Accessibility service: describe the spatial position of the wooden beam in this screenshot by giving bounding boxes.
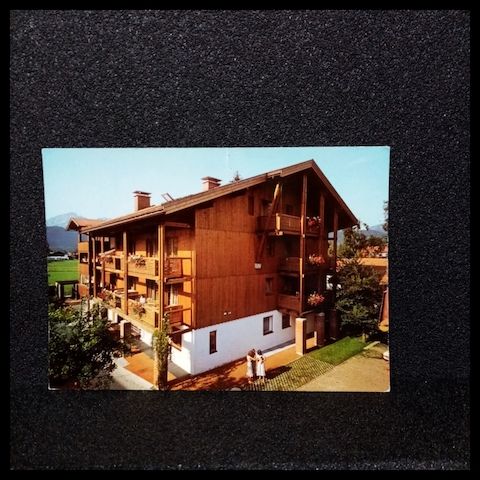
[191,229,196,329]
[333,208,339,300]
[87,233,91,304]
[92,236,97,298]
[299,174,307,312]
[158,224,165,323]
[100,237,105,289]
[164,221,191,229]
[123,231,128,314]
[318,192,325,292]
[255,182,282,263]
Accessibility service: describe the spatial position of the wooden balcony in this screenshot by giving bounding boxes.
[257,213,320,236]
[78,241,89,253]
[278,293,301,312]
[127,256,158,277]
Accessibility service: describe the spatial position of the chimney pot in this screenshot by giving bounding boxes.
[202,176,221,191]
[133,191,151,211]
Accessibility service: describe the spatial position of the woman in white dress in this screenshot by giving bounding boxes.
[246,349,256,384]
[256,349,266,384]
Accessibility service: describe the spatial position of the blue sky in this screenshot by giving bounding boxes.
[42,147,389,227]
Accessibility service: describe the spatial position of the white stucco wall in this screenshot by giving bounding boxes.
[170,330,194,373]
[189,310,294,375]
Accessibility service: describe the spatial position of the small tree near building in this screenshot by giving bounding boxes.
[153,315,171,390]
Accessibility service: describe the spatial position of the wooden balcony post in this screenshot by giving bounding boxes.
[92,236,97,298]
[318,192,325,292]
[100,236,105,289]
[333,208,338,300]
[158,224,165,322]
[87,233,92,303]
[123,231,128,314]
[299,174,307,312]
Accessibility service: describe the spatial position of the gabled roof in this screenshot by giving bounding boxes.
[82,159,358,233]
[66,217,105,231]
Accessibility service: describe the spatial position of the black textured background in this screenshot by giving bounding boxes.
[10,10,470,470]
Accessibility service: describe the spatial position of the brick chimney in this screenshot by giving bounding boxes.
[202,176,221,191]
[133,191,151,211]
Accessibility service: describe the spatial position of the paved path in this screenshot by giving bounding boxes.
[109,357,154,390]
[297,345,390,392]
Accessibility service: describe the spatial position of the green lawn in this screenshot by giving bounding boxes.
[307,336,368,366]
[48,259,78,296]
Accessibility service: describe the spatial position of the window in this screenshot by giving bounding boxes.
[167,237,178,257]
[209,331,217,354]
[115,234,123,251]
[146,279,157,301]
[261,199,272,216]
[128,236,136,255]
[263,316,273,335]
[267,238,275,257]
[146,234,158,256]
[127,276,137,290]
[248,195,255,216]
[109,273,117,289]
[79,253,88,264]
[282,314,291,329]
[265,277,274,295]
[168,284,179,306]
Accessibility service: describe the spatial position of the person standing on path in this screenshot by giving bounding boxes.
[246,349,256,384]
[256,349,266,385]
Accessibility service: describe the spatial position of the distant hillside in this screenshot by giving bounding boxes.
[46,212,79,228]
[337,224,387,243]
[47,226,78,252]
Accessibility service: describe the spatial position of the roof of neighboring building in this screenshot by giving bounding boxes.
[359,257,388,285]
[82,159,359,234]
[66,217,105,231]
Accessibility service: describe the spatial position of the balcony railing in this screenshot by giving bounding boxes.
[165,258,182,278]
[279,256,327,274]
[257,213,320,236]
[278,293,301,312]
[104,255,123,272]
[127,299,158,327]
[127,256,158,277]
[279,257,302,273]
[165,304,192,327]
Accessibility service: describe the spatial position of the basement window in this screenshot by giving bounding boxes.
[209,331,217,354]
[263,316,273,335]
[282,314,291,329]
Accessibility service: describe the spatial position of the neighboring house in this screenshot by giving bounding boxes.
[358,248,389,333]
[66,218,105,297]
[68,160,358,375]
[47,253,69,261]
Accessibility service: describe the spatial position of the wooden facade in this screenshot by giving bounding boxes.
[74,161,357,338]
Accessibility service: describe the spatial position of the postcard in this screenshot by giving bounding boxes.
[43,146,390,391]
